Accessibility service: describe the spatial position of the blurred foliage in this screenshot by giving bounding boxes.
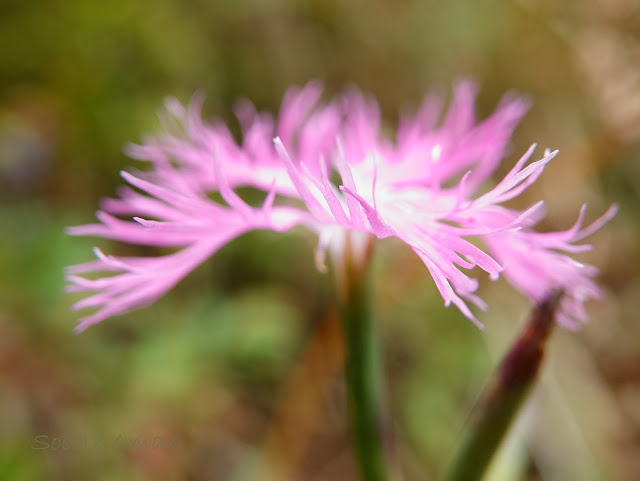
[1,0,639,480]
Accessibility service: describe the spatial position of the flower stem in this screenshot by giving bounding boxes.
[441,290,564,481]
[338,235,390,481]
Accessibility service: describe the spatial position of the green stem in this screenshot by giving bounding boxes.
[338,235,389,481]
[441,290,564,481]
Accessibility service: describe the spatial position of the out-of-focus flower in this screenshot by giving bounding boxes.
[66,81,616,332]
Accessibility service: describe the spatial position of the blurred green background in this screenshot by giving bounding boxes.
[1,0,639,480]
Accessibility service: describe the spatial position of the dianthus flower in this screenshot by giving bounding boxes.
[66,81,616,332]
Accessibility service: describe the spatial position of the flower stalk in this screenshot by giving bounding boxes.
[337,234,390,481]
[441,290,564,481]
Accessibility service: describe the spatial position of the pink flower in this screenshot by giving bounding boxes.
[67,81,615,332]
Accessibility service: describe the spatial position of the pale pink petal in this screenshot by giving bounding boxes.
[67,80,615,330]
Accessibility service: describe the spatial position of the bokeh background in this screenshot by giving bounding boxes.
[1,0,639,480]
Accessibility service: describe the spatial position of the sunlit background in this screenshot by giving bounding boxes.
[1,0,639,480]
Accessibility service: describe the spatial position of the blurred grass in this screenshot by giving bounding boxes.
[1,0,639,480]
